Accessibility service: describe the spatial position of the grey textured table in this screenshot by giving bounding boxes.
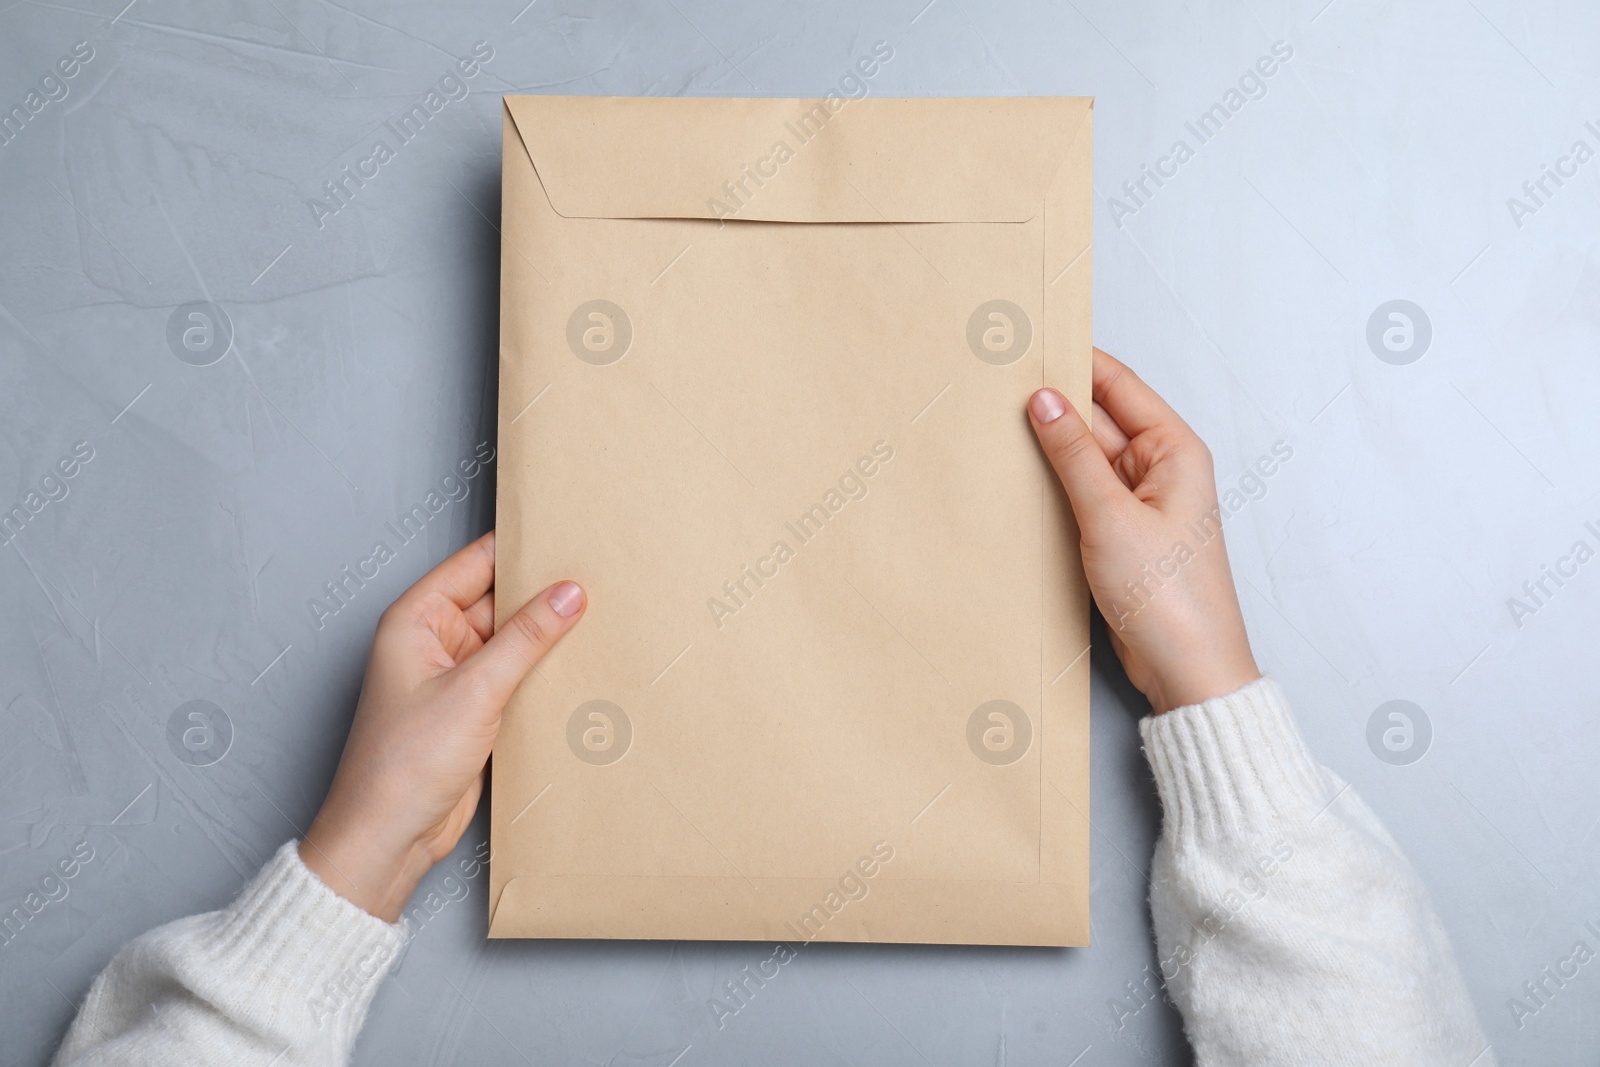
[3,1,1596,1064]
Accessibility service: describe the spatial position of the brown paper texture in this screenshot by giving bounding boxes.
[491,95,1093,946]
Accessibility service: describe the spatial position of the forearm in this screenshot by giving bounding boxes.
[54,841,405,1067]
[1141,677,1492,1066]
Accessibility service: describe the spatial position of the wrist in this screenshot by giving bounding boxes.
[299,813,434,923]
[1146,650,1261,715]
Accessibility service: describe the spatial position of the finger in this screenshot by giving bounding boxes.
[462,590,495,643]
[1090,402,1139,492]
[397,531,497,613]
[1028,388,1129,516]
[1091,348,1187,440]
[433,590,494,666]
[1089,399,1131,458]
[460,581,586,706]
[447,623,487,666]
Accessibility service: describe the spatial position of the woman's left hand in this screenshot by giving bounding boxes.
[299,531,586,921]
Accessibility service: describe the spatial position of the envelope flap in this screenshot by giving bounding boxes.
[504,95,1091,223]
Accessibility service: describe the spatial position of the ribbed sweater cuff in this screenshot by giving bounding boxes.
[1139,676,1331,844]
[207,841,408,1029]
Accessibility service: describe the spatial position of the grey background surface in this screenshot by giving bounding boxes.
[2,0,1596,1063]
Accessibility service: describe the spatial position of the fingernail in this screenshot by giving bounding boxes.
[549,581,585,618]
[1030,388,1066,424]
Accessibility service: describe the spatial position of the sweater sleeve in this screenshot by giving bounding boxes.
[53,840,407,1067]
[1139,676,1494,1067]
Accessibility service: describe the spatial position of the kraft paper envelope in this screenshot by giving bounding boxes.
[491,95,1094,946]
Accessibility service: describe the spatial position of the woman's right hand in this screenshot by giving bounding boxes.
[1027,348,1261,714]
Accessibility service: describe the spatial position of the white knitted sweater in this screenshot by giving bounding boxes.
[52,677,1493,1065]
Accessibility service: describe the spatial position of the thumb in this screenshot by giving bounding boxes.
[463,580,586,706]
[1028,388,1128,520]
